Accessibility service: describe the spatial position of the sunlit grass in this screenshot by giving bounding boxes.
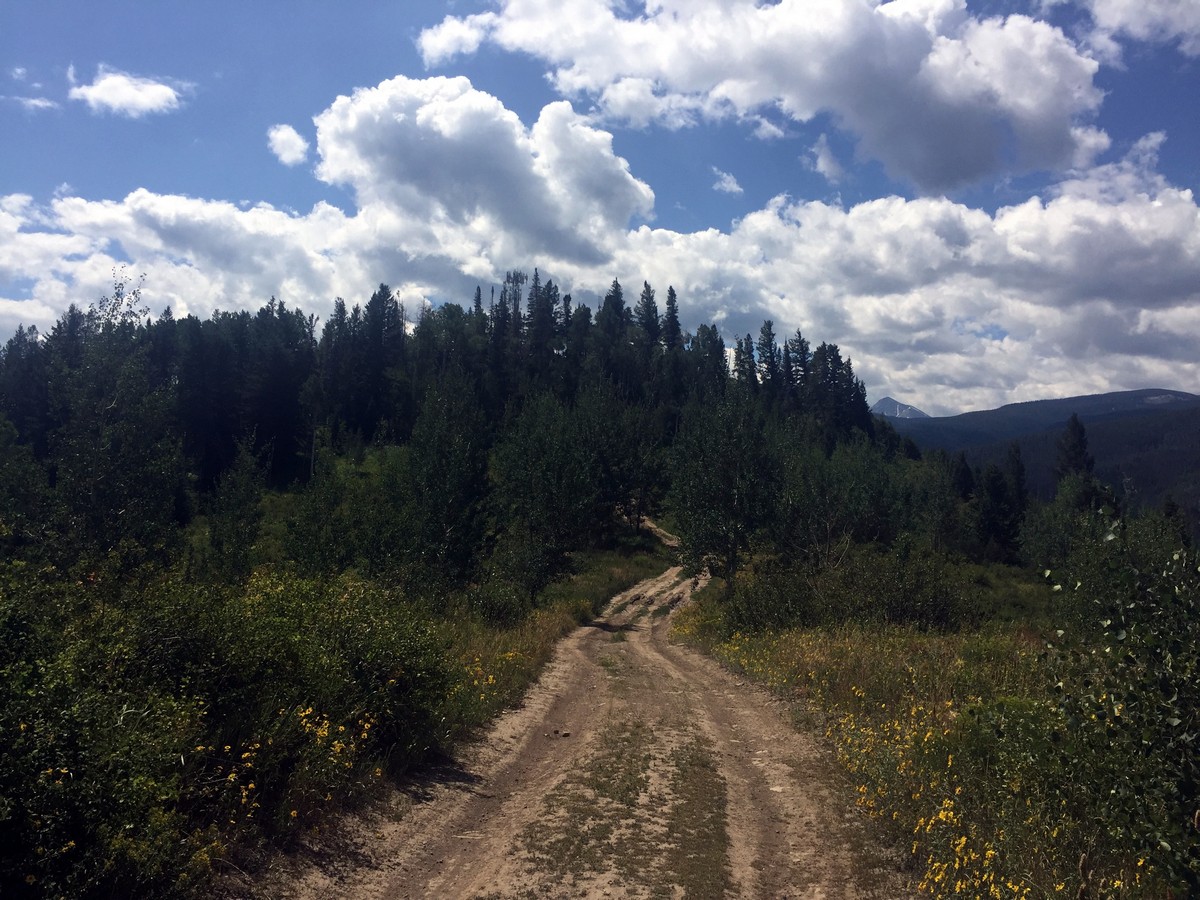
[673,592,1155,898]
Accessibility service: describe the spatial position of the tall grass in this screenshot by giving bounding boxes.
[674,588,1165,897]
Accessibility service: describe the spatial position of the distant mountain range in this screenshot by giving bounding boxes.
[876,388,1200,522]
[870,396,929,419]
[879,388,1200,449]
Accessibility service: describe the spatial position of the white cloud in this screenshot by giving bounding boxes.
[597,78,701,129]
[601,136,1200,412]
[67,64,190,117]
[711,167,743,195]
[267,124,310,166]
[2,80,1197,416]
[808,134,844,183]
[419,12,499,65]
[11,67,27,81]
[1077,0,1200,56]
[419,0,1107,191]
[313,75,653,267]
[4,96,59,112]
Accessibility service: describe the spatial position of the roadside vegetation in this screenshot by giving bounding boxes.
[1,269,1195,896]
[675,496,1196,897]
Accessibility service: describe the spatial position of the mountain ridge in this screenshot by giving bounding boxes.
[881,388,1200,519]
[884,388,1200,450]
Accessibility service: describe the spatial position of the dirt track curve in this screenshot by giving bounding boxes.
[255,565,913,899]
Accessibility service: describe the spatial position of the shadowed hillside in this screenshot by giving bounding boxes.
[885,388,1200,526]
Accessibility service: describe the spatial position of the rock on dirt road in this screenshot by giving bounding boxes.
[249,566,914,899]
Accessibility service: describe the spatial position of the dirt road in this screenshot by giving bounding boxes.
[263,566,912,899]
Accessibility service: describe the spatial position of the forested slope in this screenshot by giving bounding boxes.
[888,389,1200,520]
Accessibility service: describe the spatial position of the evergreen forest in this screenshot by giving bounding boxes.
[1,271,1196,897]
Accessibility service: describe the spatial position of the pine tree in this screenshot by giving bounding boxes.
[525,269,556,381]
[471,285,487,335]
[635,281,661,347]
[662,286,682,351]
[780,341,795,410]
[360,284,404,440]
[973,463,1019,560]
[559,292,573,337]
[1054,413,1094,481]
[0,324,50,457]
[0,412,50,556]
[733,335,758,388]
[1004,441,1028,519]
[786,329,811,406]
[406,370,489,583]
[756,320,781,404]
[47,278,186,563]
[689,324,727,400]
[951,451,975,500]
[596,278,627,342]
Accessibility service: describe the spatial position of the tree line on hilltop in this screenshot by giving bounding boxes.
[0,270,876,591]
[3,266,1184,611]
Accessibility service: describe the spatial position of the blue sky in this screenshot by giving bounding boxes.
[2,0,1198,414]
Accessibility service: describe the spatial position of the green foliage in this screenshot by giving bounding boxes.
[726,538,977,633]
[490,391,597,598]
[284,457,358,576]
[405,372,489,583]
[1049,517,1200,891]
[683,498,1198,896]
[899,450,968,554]
[669,395,773,581]
[0,561,453,897]
[46,283,185,567]
[970,463,1020,560]
[205,440,266,582]
[0,565,211,898]
[675,597,1160,897]
[0,414,51,554]
[1055,412,1094,481]
[773,436,900,566]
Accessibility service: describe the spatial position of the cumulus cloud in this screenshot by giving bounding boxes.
[639,136,1199,411]
[267,124,310,166]
[419,12,499,64]
[67,64,190,117]
[3,79,1197,416]
[597,78,701,129]
[1069,0,1200,56]
[313,75,653,267]
[418,0,1107,192]
[711,168,743,195]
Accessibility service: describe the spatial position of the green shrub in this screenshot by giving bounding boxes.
[0,562,453,895]
[1050,521,1200,892]
[0,565,212,898]
[726,539,977,633]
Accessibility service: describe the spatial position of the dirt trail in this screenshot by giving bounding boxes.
[257,565,912,899]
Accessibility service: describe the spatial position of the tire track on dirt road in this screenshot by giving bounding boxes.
[256,565,913,899]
